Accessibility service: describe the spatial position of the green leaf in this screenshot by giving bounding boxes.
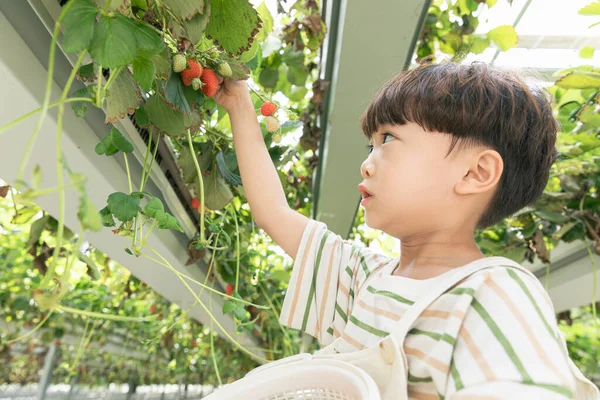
[259,68,279,88]
[469,36,491,54]
[205,0,262,55]
[216,151,242,186]
[233,306,247,321]
[580,46,595,59]
[124,247,133,255]
[486,25,518,51]
[486,0,498,6]
[240,39,259,63]
[107,192,142,222]
[579,0,600,15]
[95,127,134,156]
[578,104,600,126]
[99,206,115,227]
[131,20,164,55]
[172,7,211,45]
[145,93,185,136]
[163,0,205,20]
[27,215,50,248]
[62,0,99,53]
[135,103,150,127]
[556,71,600,89]
[143,197,164,218]
[155,210,184,232]
[105,69,142,124]
[89,14,138,68]
[78,197,103,232]
[91,0,130,13]
[202,167,233,210]
[256,2,273,42]
[133,54,156,92]
[222,301,237,314]
[221,55,251,80]
[165,71,192,114]
[153,48,171,79]
[535,210,569,224]
[287,66,308,86]
[70,88,91,118]
[77,63,97,83]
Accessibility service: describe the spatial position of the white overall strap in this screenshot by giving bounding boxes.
[388,256,527,344]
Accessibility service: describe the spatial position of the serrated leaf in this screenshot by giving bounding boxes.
[216,151,242,185]
[205,0,261,55]
[78,197,103,232]
[131,20,164,54]
[105,68,142,123]
[163,0,205,20]
[27,215,50,248]
[152,48,171,79]
[201,167,233,210]
[155,210,184,232]
[580,46,595,59]
[92,0,130,13]
[99,206,115,227]
[95,127,134,156]
[133,54,156,91]
[535,210,569,224]
[172,7,211,45]
[578,104,600,126]
[70,87,91,118]
[579,0,600,15]
[135,104,150,127]
[145,93,186,136]
[486,25,518,51]
[165,71,192,114]
[256,2,273,42]
[89,14,137,68]
[62,0,99,53]
[107,192,141,222]
[77,63,97,83]
[233,305,247,321]
[143,197,164,218]
[183,84,205,110]
[259,68,278,88]
[556,71,600,89]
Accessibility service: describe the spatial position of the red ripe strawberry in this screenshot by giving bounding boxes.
[226,284,234,296]
[200,68,219,97]
[54,340,60,347]
[181,59,203,86]
[261,101,277,117]
[150,306,157,313]
[191,198,200,209]
[299,176,306,182]
[191,339,197,347]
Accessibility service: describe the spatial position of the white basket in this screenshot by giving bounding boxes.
[204,358,381,400]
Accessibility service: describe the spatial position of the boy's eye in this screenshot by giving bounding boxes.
[366,144,374,154]
[382,133,394,144]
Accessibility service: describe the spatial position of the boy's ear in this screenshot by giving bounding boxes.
[454,149,503,195]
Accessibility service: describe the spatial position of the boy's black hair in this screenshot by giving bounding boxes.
[360,61,560,229]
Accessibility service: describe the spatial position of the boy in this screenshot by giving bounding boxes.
[214,62,599,399]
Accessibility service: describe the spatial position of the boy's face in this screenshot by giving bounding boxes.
[359,123,472,237]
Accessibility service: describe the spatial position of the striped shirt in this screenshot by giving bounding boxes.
[279,220,580,399]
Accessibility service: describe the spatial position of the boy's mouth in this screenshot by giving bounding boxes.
[358,183,372,200]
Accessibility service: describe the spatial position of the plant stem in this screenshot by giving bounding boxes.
[96,65,103,107]
[138,251,268,309]
[5,311,54,344]
[583,237,598,330]
[140,127,159,192]
[143,245,269,363]
[139,127,153,191]
[59,306,157,322]
[186,129,206,243]
[209,287,223,386]
[124,153,133,193]
[0,98,93,136]
[231,204,241,292]
[42,51,87,288]
[14,0,78,191]
[103,67,123,92]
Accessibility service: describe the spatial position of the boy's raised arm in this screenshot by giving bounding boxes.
[215,80,309,259]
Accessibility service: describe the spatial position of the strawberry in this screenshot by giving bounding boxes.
[191,339,197,347]
[260,101,277,117]
[217,62,232,77]
[181,59,203,86]
[150,306,157,313]
[272,133,282,144]
[200,68,219,97]
[173,54,187,73]
[191,198,200,209]
[264,116,280,132]
[226,284,234,296]
[54,340,60,347]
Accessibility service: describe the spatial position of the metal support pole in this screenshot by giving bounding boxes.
[38,343,59,400]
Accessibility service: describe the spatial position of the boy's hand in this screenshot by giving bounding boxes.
[214,79,252,114]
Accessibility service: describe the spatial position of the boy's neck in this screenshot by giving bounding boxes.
[392,234,484,280]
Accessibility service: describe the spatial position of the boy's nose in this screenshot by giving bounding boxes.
[361,159,375,178]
